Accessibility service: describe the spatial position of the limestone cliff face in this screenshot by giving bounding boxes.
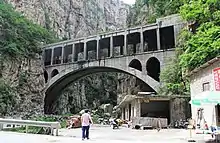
[4,0,139,116]
[7,0,129,39]
[1,57,45,118]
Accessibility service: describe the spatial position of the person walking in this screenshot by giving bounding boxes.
[81,109,93,140]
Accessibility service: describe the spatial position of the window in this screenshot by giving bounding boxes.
[202,82,210,91]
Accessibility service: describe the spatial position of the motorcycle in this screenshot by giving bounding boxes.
[174,119,189,129]
[110,119,119,129]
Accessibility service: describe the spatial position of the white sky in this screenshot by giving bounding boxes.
[122,0,136,5]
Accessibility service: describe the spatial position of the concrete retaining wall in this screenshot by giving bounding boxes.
[132,117,168,128]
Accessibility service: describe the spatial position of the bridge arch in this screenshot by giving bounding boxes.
[44,66,160,114]
[146,57,160,82]
[51,69,59,78]
[129,59,142,71]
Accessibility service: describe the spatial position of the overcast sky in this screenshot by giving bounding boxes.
[122,0,136,5]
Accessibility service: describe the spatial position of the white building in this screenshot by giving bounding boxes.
[189,56,220,127]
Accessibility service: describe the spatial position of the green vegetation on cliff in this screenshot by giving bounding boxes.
[0,2,56,116]
[0,3,56,59]
[128,0,185,26]
[129,0,220,95]
[179,0,220,71]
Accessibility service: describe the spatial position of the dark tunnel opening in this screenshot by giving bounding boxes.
[113,35,124,57]
[127,32,141,55]
[87,40,97,60]
[44,70,48,83]
[160,26,175,50]
[143,29,158,52]
[99,37,110,59]
[74,43,84,62]
[63,44,73,63]
[53,47,62,65]
[44,49,52,66]
[146,57,160,82]
[129,59,142,71]
[51,69,59,78]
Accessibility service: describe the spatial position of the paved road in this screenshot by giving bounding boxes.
[0,126,214,143]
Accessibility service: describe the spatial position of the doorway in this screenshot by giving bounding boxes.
[129,104,131,121]
[140,100,171,124]
[216,104,220,126]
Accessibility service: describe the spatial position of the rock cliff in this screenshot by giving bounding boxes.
[6,0,129,39]
[0,57,45,118]
[3,0,146,116]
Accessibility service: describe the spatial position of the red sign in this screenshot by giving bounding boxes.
[213,67,220,91]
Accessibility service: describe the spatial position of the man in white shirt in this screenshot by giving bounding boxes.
[81,109,93,140]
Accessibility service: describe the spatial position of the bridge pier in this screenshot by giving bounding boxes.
[61,45,64,64]
[72,44,75,63]
[156,28,161,50]
[156,22,161,50]
[110,36,113,57]
[83,39,87,60]
[50,48,54,66]
[96,37,100,60]
[140,28,144,53]
[124,31,127,56]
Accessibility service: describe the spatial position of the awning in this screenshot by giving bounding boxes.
[116,95,143,108]
[190,91,220,106]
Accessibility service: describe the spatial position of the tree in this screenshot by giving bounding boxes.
[179,0,220,71]
[159,56,189,96]
[160,0,220,95]
[0,79,17,116]
[0,2,56,60]
[179,23,220,71]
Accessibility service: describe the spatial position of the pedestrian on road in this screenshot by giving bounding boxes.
[81,109,93,140]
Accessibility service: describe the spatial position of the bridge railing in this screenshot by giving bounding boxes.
[0,118,61,136]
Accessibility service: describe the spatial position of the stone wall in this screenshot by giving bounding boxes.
[132,117,168,128]
[170,97,191,123]
[190,60,220,97]
[121,98,141,121]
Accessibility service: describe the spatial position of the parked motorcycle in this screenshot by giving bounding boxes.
[172,119,189,129]
[110,119,119,129]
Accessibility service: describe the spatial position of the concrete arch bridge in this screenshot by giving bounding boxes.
[42,14,185,113]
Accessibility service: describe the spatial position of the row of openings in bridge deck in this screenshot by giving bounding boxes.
[44,26,175,66]
[44,57,160,84]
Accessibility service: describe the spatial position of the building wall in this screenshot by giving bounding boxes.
[121,97,190,124]
[122,99,141,121]
[190,60,220,126]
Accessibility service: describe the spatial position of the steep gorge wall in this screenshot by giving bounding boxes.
[6,0,129,39]
[0,57,45,118]
[3,0,142,115]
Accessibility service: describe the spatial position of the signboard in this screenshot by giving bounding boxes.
[213,67,220,91]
